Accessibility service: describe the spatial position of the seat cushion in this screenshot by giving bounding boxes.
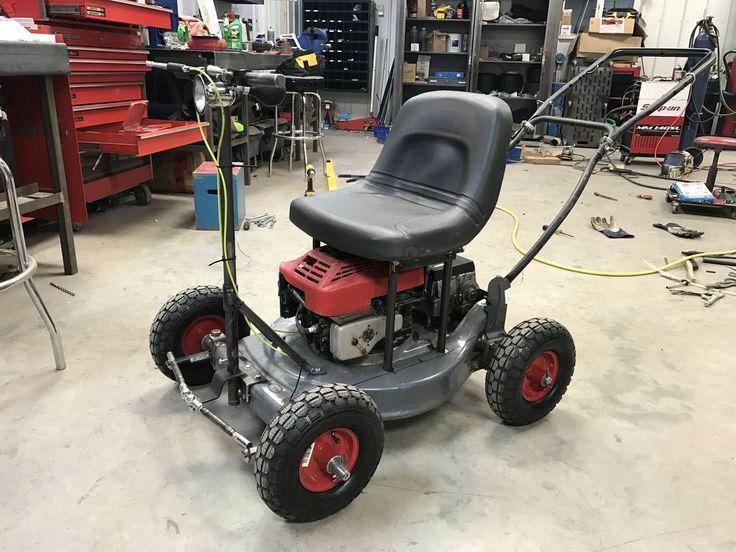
[694,136,736,150]
[289,181,480,261]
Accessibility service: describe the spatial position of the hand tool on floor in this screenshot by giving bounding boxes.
[706,271,736,289]
[684,260,696,282]
[594,191,618,201]
[636,194,653,200]
[242,213,276,230]
[669,288,725,307]
[591,216,634,238]
[49,282,75,297]
[681,250,736,266]
[542,225,574,237]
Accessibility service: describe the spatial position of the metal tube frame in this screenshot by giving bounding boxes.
[0,156,66,370]
[504,47,715,284]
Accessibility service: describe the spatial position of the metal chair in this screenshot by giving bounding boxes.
[0,156,66,370]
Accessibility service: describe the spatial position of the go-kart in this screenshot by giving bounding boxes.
[147,47,713,521]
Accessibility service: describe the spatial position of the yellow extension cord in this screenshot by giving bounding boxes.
[190,68,285,354]
[494,205,736,277]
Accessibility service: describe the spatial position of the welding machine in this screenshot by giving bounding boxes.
[620,80,692,164]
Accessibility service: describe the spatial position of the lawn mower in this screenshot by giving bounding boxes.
[147,47,714,522]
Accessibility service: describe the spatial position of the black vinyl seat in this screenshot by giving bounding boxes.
[289,91,513,262]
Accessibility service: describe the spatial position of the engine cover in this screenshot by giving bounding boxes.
[329,313,403,361]
[279,248,425,317]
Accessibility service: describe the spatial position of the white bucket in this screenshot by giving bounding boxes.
[447,33,462,53]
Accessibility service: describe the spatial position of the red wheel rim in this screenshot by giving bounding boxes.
[521,351,560,403]
[298,428,360,493]
[180,315,226,356]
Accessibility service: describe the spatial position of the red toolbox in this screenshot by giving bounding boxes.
[45,0,172,28]
[1,0,204,226]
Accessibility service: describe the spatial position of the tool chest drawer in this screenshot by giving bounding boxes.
[77,119,207,156]
[73,101,134,128]
[43,21,143,50]
[70,82,144,106]
[76,101,206,156]
[46,0,172,29]
[69,58,149,73]
[69,72,145,85]
[69,47,148,62]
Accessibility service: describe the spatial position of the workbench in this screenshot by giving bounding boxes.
[0,41,77,275]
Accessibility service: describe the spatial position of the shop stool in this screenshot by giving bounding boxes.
[269,76,327,177]
[0,156,66,370]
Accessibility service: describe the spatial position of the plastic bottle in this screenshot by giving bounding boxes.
[456,1,466,19]
[267,26,276,43]
[409,25,419,47]
[227,13,243,50]
[418,27,428,51]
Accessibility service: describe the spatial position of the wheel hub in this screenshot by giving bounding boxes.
[298,428,359,492]
[521,350,560,403]
[180,314,226,356]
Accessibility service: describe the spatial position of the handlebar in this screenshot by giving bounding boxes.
[146,60,286,91]
[504,47,717,284]
[509,47,716,148]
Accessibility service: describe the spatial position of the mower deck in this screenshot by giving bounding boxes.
[241,302,487,423]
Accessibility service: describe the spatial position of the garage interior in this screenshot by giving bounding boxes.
[1,1,736,550]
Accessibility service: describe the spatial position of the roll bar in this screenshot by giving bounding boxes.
[504,47,716,283]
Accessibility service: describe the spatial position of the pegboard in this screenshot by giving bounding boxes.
[562,62,613,146]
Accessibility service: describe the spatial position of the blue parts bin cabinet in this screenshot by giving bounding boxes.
[193,162,246,230]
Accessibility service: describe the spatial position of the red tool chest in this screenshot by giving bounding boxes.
[1,0,205,224]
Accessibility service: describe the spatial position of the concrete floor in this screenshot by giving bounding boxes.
[2,132,736,551]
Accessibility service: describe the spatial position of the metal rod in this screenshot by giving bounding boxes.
[509,48,715,148]
[705,149,720,191]
[233,296,311,370]
[505,148,606,283]
[436,258,453,353]
[383,262,398,372]
[166,353,256,457]
[217,104,241,406]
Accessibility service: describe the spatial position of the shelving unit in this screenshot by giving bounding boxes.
[469,0,562,122]
[302,0,376,92]
[393,0,562,122]
[394,1,476,107]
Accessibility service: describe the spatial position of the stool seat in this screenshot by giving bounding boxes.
[694,136,736,150]
[285,76,324,92]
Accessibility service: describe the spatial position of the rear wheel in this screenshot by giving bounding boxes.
[254,384,384,522]
[485,318,575,426]
[149,285,249,385]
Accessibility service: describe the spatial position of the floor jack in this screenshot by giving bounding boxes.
[146,47,714,522]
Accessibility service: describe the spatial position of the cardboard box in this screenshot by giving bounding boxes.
[403,62,417,82]
[430,31,448,52]
[575,32,642,59]
[561,9,572,26]
[417,0,427,18]
[589,17,635,35]
[151,150,205,194]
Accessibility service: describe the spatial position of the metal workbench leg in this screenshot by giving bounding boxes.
[41,76,77,276]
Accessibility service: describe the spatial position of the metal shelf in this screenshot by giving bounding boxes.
[482,23,547,27]
[403,81,465,89]
[406,17,471,23]
[404,50,468,55]
[479,59,542,65]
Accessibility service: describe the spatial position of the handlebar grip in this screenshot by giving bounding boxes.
[244,72,286,89]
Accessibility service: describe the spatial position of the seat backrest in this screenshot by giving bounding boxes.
[366,91,512,224]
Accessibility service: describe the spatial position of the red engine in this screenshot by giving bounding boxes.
[279,248,424,317]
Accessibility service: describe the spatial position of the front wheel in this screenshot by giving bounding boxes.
[485,318,575,426]
[149,285,249,385]
[254,384,384,522]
